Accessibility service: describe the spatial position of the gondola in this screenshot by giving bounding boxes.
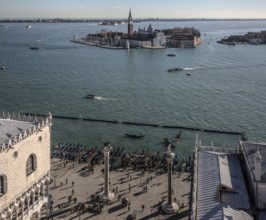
[175,130,182,140]
[124,133,145,138]
[86,94,96,99]
[164,137,169,145]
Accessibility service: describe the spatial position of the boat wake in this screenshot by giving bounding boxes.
[183,67,202,71]
[94,96,104,100]
[94,96,113,101]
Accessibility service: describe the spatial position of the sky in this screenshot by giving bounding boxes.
[1,0,266,19]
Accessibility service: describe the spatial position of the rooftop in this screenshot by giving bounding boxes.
[196,149,253,220]
[241,141,266,182]
[0,111,52,152]
[0,118,35,145]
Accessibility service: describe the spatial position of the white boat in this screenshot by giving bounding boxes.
[26,25,32,28]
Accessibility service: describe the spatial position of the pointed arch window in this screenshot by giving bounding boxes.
[0,175,7,196]
[26,154,37,176]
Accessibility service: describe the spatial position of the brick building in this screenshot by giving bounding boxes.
[0,112,52,220]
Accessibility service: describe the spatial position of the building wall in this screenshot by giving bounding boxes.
[168,36,201,48]
[258,183,266,210]
[153,32,166,47]
[0,125,50,206]
[128,23,133,36]
[241,143,266,211]
[120,38,151,48]
[241,146,258,209]
[195,37,202,46]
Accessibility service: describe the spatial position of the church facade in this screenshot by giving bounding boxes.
[82,9,200,49]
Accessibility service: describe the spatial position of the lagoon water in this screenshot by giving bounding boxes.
[1,20,266,159]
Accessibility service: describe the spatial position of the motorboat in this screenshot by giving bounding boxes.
[86,94,96,99]
[1,66,5,70]
[26,25,32,28]
[30,46,39,50]
[168,67,183,72]
[124,133,145,138]
[167,54,176,57]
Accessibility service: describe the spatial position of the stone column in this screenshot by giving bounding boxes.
[14,202,19,220]
[21,204,24,219]
[31,191,35,208]
[167,159,172,205]
[161,145,179,214]
[104,148,109,195]
[15,208,18,220]
[98,145,115,202]
[27,197,30,215]
[36,188,40,205]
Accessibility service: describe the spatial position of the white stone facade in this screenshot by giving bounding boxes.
[0,112,52,220]
[240,141,266,211]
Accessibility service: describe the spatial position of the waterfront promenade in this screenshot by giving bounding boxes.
[70,39,125,50]
[48,158,191,219]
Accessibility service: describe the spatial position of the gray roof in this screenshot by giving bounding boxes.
[197,151,222,220]
[196,150,253,220]
[0,118,35,145]
[241,142,266,182]
[219,154,250,209]
[258,211,266,220]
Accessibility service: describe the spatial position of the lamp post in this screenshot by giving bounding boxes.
[161,145,179,214]
[98,145,115,202]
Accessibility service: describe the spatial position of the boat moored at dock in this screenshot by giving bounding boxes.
[124,133,145,138]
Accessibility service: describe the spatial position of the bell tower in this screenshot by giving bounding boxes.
[128,8,133,36]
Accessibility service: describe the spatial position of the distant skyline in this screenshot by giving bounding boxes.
[1,0,266,19]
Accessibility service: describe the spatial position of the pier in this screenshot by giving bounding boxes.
[22,112,244,136]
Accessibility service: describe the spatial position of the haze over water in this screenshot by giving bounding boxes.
[1,20,266,159]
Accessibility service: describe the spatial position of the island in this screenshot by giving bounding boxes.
[70,9,201,49]
[217,30,266,45]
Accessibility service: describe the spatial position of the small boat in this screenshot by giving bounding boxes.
[86,94,96,99]
[124,133,145,138]
[175,130,182,140]
[164,137,169,144]
[168,67,183,72]
[30,46,39,50]
[167,54,176,57]
[26,25,31,29]
[1,66,5,70]
[186,73,191,76]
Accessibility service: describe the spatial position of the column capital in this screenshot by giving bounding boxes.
[165,145,175,163]
[102,145,112,155]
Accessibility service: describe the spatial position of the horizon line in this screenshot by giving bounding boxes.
[1,17,266,20]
